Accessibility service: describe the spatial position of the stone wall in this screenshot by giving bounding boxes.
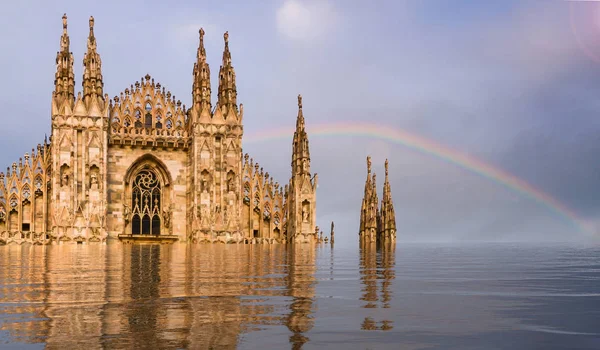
[106,145,188,241]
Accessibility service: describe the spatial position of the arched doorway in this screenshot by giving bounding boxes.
[131,169,162,235]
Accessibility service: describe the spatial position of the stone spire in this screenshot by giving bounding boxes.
[359,156,372,235]
[291,95,311,176]
[330,221,335,245]
[359,156,378,242]
[192,28,211,111]
[82,16,103,101]
[217,31,237,111]
[54,13,75,104]
[286,94,318,243]
[379,159,396,242]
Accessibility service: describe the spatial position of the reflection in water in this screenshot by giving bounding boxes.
[0,243,318,349]
[3,243,599,348]
[359,242,395,331]
[285,245,317,349]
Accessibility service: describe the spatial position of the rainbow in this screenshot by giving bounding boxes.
[245,121,593,236]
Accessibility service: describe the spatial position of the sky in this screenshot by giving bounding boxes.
[1,0,600,244]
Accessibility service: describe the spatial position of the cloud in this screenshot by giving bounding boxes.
[275,0,337,42]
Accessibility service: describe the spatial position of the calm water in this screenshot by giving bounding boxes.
[0,242,599,349]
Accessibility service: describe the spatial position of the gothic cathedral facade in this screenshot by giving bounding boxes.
[0,15,318,245]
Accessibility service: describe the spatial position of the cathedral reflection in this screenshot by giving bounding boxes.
[0,243,318,349]
[285,244,317,349]
[359,242,396,331]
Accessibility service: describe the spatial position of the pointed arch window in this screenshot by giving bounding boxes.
[243,182,250,204]
[145,102,152,112]
[253,190,260,208]
[155,114,162,129]
[131,169,161,235]
[145,113,152,128]
[263,202,271,220]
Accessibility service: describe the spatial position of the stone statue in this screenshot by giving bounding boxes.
[201,204,209,225]
[302,207,309,223]
[215,205,222,225]
[223,205,229,226]
[123,204,130,224]
[90,173,98,189]
[163,207,172,229]
[367,156,372,173]
[227,176,234,192]
[61,173,69,187]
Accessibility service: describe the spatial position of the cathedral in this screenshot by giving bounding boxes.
[358,156,396,244]
[0,15,319,245]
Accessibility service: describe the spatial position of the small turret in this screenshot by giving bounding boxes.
[54,13,75,105]
[82,16,104,102]
[330,221,335,245]
[192,28,211,113]
[359,155,378,243]
[378,159,396,242]
[217,31,238,114]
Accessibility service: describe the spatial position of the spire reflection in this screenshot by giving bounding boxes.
[359,241,396,331]
[285,244,317,349]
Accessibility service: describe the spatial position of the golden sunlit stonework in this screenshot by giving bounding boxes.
[358,156,396,244]
[0,15,318,245]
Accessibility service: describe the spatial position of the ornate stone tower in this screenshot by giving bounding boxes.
[286,95,318,243]
[359,156,379,243]
[378,159,396,242]
[188,30,244,240]
[359,156,396,244]
[49,15,109,242]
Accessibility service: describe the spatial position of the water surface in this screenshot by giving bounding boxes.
[0,242,599,349]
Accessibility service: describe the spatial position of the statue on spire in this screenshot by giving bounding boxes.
[224,31,229,44]
[60,14,70,51]
[385,158,389,176]
[367,156,372,174]
[298,94,302,109]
